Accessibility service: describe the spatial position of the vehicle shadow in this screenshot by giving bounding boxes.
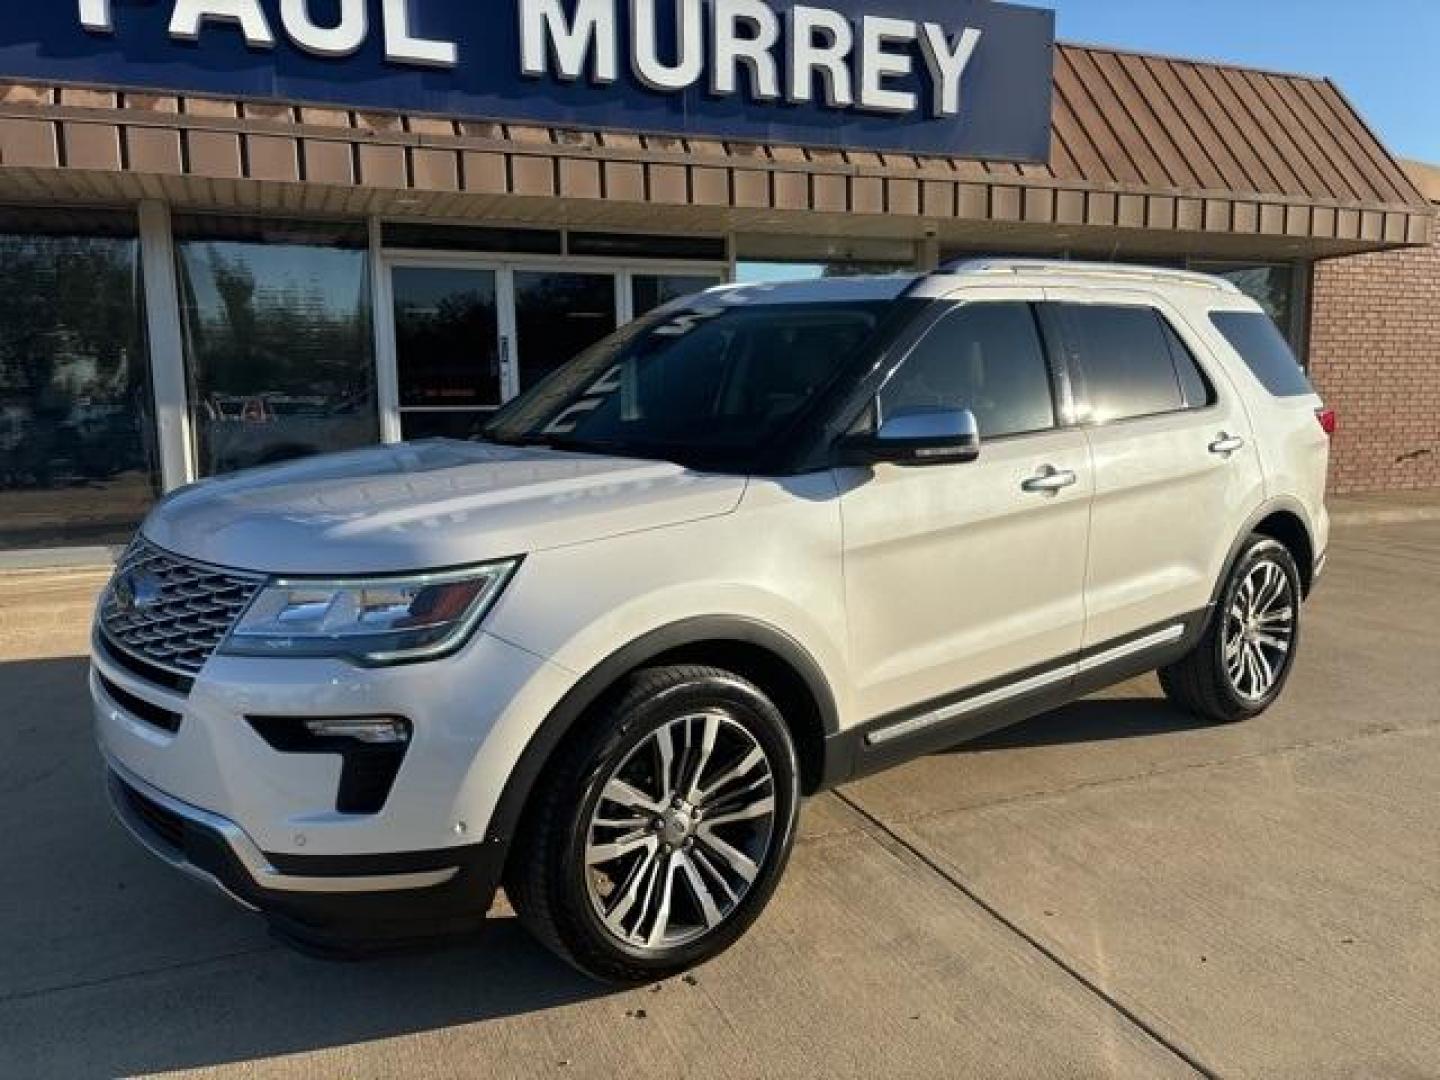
[956,693,1204,753]
[0,655,615,1077]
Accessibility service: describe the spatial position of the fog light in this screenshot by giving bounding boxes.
[303,716,411,744]
[248,714,414,815]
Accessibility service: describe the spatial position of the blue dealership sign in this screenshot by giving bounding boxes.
[0,1,1054,160]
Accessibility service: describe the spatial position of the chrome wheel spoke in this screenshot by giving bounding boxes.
[696,746,766,804]
[696,826,760,885]
[701,793,775,828]
[689,845,741,907]
[587,830,656,866]
[603,777,664,815]
[1250,642,1274,690]
[654,725,678,804]
[677,851,724,930]
[605,847,663,933]
[680,712,721,805]
[643,855,680,948]
[592,813,650,830]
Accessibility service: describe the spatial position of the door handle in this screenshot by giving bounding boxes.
[1022,466,1078,494]
[1209,433,1246,456]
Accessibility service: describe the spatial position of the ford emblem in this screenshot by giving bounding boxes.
[114,569,163,615]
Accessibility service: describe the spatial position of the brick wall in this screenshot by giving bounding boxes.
[1308,219,1440,493]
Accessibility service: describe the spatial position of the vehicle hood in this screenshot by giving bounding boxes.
[142,441,747,574]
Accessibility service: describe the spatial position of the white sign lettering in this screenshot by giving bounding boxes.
[789,5,854,108]
[520,0,617,83]
[381,0,458,68]
[711,0,782,101]
[858,15,915,114]
[169,0,276,50]
[77,0,985,119]
[919,24,982,118]
[631,0,704,93]
[516,0,983,118]
[282,0,368,59]
[79,0,113,33]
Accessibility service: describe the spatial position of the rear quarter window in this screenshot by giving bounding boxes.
[1209,311,1314,397]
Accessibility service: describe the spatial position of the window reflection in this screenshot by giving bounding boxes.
[392,266,501,441]
[632,274,722,317]
[1191,262,1296,342]
[0,211,158,549]
[514,271,617,391]
[175,217,377,476]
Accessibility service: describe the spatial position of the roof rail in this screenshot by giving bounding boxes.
[937,258,1241,293]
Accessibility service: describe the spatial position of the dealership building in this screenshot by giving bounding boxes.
[0,0,1435,554]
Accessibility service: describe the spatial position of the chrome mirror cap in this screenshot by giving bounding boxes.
[844,407,982,467]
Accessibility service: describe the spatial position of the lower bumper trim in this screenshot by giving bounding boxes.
[104,758,459,894]
[103,759,506,953]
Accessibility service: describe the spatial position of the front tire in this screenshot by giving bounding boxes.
[506,665,801,984]
[1160,535,1302,723]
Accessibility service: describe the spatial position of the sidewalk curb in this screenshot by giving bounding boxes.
[1330,507,1440,528]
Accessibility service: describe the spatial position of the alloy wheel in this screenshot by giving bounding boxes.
[583,709,778,951]
[1224,559,1295,701]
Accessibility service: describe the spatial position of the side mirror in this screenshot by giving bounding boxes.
[842,407,981,467]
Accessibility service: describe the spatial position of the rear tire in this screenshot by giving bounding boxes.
[1160,535,1302,724]
[506,665,801,984]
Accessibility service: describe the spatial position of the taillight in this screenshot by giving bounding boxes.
[1315,407,1337,436]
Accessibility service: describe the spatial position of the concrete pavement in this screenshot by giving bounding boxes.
[2,521,1438,1077]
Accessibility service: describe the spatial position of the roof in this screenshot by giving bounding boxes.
[0,43,1431,254]
[1035,45,1427,208]
[1401,160,1440,204]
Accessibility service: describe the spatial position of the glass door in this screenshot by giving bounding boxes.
[512,270,618,391]
[390,264,504,441]
[381,261,725,443]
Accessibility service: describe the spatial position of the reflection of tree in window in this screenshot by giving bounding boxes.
[177,237,377,476]
[514,272,616,391]
[0,225,159,548]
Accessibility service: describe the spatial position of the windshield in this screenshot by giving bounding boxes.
[484,293,897,469]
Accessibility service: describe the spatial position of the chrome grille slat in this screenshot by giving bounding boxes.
[100,538,265,678]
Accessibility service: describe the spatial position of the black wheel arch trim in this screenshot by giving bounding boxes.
[484,615,840,860]
[1209,497,1319,611]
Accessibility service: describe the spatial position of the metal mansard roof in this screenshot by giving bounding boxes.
[0,43,1431,257]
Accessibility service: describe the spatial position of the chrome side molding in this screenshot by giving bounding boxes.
[866,623,1187,748]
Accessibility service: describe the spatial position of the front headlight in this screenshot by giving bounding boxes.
[219,559,520,665]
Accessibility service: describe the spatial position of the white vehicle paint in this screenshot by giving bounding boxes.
[93,260,1330,978]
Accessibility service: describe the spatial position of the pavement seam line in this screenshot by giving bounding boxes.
[0,944,278,1007]
[832,788,1221,1080]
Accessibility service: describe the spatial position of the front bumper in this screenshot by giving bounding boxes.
[104,756,502,950]
[92,625,576,950]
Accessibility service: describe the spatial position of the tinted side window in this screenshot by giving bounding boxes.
[881,303,1055,439]
[1161,319,1216,408]
[1210,311,1314,397]
[1057,304,1184,423]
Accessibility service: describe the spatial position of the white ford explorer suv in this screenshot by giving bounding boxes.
[93,260,1331,983]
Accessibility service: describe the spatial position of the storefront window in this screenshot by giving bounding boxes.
[175,217,377,477]
[736,261,911,284]
[0,209,158,549]
[632,273,723,316]
[1188,262,1298,344]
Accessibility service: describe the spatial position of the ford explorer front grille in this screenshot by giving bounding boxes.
[99,538,265,679]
